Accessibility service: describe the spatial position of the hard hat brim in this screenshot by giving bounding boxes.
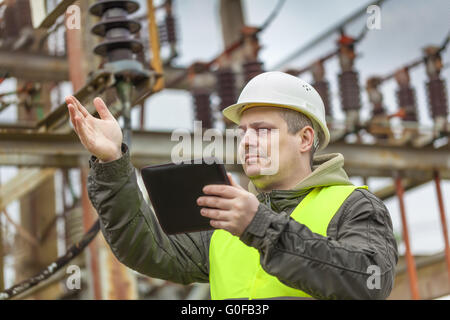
[222,102,330,151]
[222,102,246,125]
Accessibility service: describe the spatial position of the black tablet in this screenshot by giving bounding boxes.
[140,158,231,235]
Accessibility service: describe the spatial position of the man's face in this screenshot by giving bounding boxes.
[238,107,303,189]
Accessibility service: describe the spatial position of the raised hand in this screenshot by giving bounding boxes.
[66,95,123,163]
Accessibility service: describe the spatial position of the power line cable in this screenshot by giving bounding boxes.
[271,0,389,70]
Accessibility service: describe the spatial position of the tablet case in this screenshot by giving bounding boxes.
[140,158,231,235]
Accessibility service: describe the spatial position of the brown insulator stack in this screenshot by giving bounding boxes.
[396,87,418,122]
[158,0,177,62]
[242,60,264,84]
[395,68,419,123]
[427,79,448,120]
[338,71,361,112]
[161,13,177,46]
[423,46,448,129]
[310,60,332,118]
[336,31,362,133]
[312,81,332,117]
[216,67,237,112]
[192,89,213,129]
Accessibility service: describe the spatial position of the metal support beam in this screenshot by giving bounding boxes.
[0,48,186,88]
[323,141,450,179]
[0,168,56,213]
[374,178,432,201]
[0,50,69,82]
[1,132,449,176]
[36,0,77,29]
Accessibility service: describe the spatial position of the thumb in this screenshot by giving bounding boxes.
[93,97,113,120]
[227,173,245,190]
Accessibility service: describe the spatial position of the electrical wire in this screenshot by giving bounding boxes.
[259,0,287,31]
[271,0,389,70]
[0,220,100,300]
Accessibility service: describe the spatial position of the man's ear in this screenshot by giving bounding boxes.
[298,126,315,153]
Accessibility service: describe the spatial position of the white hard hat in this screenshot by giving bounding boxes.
[222,71,330,151]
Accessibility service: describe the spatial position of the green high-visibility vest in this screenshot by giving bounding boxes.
[209,185,368,300]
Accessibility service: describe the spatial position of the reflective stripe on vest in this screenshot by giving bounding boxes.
[209,185,368,300]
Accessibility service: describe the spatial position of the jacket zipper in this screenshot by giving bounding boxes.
[261,192,271,208]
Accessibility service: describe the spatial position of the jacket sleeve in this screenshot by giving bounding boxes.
[86,143,211,285]
[239,188,399,300]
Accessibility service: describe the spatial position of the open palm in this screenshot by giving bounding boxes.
[66,95,123,162]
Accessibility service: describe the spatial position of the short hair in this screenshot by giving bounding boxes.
[277,108,319,169]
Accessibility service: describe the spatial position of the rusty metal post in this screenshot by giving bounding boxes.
[65,2,87,91]
[433,170,450,288]
[97,235,138,299]
[394,174,420,299]
[80,168,102,300]
[65,0,102,300]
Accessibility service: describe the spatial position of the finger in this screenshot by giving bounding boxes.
[76,113,94,145]
[197,196,232,210]
[73,104,87,125]
[93,97,113,120]
[200,208,229,221]
[202,184,240,198]
[67,104,79,133]
[65,95,72,106]
[72,105,92,135]
[69,95,90,118]
[227,173,245,190]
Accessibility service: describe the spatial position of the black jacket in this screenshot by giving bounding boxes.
[87,143,398,299]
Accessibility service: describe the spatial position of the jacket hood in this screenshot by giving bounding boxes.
[248,153,352,198]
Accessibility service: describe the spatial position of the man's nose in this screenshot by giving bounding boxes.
[241,129,258,148]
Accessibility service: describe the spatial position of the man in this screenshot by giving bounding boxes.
[66,71,398,300]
